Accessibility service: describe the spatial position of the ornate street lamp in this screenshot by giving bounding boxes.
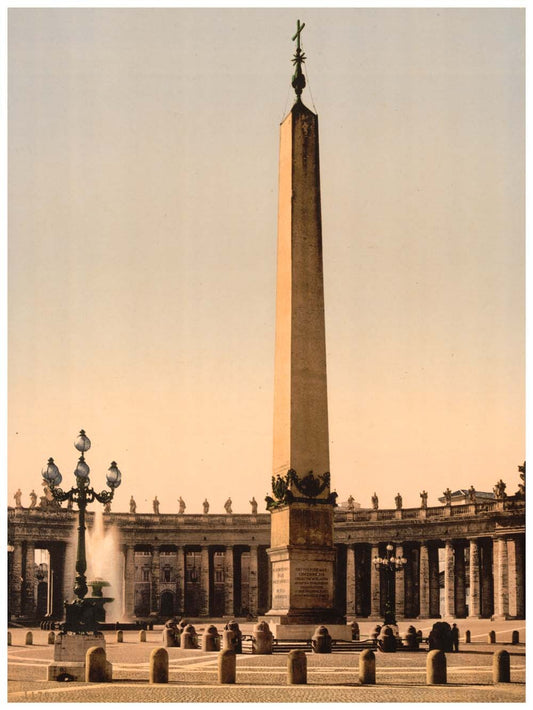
[41,430,121,632]
[372,543,407,626]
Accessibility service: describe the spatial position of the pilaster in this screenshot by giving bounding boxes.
[248,545,259,617]
[394,544,405,619]
[346,544,356,617]
[199,546,210,616]
[224,546,234,616]
[150,546,160,615]
[444,540,455,618]
[493,536,509,619]
[123,545,135,619]
[468,538,481,618]
[418,542,430,618]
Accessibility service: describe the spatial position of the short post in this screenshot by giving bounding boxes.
[116,630,123,643]
[359,649,376,685]
[47,631,55,645]
[7,631,12,646]
[150,647,169,684]
[139,629,147,642]
[218,649,236,684]
[465,630,471,644]
[287,649,307,685]
[251,621,273,655]
[201,625,220,652]
[162,627,178,647]
[25,631,33,646]
[86,646,112,682]
[350,621,360,641]
[427,649,447,685]
[181,624,198,650]
[511,630,519,645]
[488,630,496,644]
[493,650,511,683]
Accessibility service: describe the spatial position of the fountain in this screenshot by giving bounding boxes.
[86,510,123,622]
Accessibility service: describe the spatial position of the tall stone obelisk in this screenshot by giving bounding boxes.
[265,22,345,635]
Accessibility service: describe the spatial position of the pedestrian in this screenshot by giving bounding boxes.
[451,622,459,652]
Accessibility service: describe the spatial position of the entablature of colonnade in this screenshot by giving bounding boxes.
[114,513,271,548]
[334,498,525,544]
[8,497,525,547]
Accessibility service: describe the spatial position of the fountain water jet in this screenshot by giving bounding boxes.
[87,510,124,621]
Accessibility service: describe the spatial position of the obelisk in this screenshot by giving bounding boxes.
[265,22,346,637]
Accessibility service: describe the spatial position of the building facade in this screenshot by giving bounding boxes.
[8,493,525,623]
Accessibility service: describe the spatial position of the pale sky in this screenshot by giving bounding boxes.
[8,7,525,513]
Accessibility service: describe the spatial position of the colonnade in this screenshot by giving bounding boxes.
[344,534,525,620]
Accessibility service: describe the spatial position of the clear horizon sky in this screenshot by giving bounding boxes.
[8,7,524,514]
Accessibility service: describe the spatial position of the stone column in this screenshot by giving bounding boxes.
[10,542,23,618]
[394,544,405,620]
[507,536,525,619]
[346,544,356,618]
[370,544,380,618]
[493,537,509,620]
[248,545,259,617]
[150,546,160,615]
[454,543,467,617]
[480,539,493,617]
[468,539,481,618]
[61,541,76,611]
[199,546,210,616]
[176,547,185,615]
[429,544,441,618]
[444,541,455,618]
[224,546,234,616]
[23,542,36,618]
[123,545,135,619]
[418,542,430,618]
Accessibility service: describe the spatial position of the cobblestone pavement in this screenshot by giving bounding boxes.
[8,620,526,703]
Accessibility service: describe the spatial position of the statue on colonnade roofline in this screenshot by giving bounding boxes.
[371,492,379,510]
[249,497,258,514]
[395,492,402,510]
[443,488,452,505]
[178,497,186,514]
[203,498,210,514]
[420,490,428,509]
[224,497,232,514]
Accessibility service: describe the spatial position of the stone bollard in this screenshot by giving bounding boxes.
[488,630,496,644]
[404,626,419,651]
[370,625,382,641]
[162,627,178,648]
[48,631,55,645]
[350,621,360,641]
[493,650,511,683]
[225,621,243,654]
[427,649,447,685]
[288,649,307,684]
[181,624,199,649]
[116,630,123,643]
[359,649,376,684]
[252,621,273,655]
[86,646,112,682]
[218,649,236,684]
[150,647,169,684]
[202,625,220,652]
[8,631,11,646]
[511,630,519,645]
[139,629,147,643]
[377,626,396,653]
[465,630,471,644]
[311,625,332,654]
[25,631,33,646]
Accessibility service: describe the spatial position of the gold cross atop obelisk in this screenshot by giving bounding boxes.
[291,20,306,100]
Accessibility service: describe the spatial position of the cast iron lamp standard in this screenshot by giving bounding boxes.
[41,429,121,632]
[372,543,407,626]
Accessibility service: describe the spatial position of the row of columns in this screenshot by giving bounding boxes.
[123,544,263,619]
[345,534,525,620]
